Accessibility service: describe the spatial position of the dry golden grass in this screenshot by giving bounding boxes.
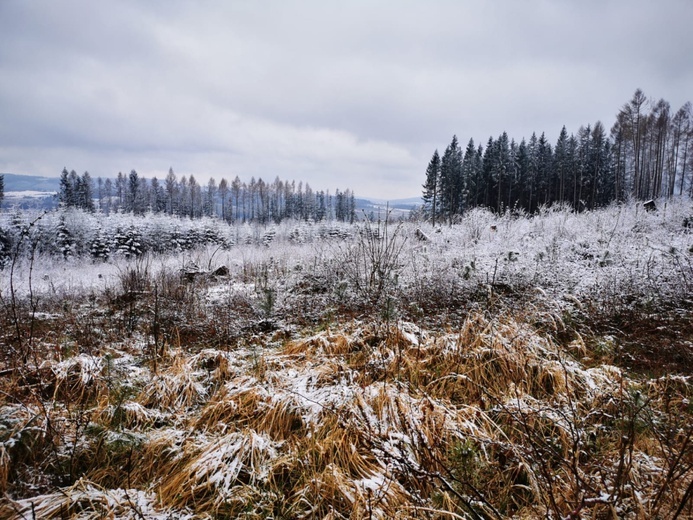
[0,478,167,519]
[137,349,207,411]
[2,310,692,519]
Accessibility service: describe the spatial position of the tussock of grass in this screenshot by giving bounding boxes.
[158,430,281,515]
[94,399,164,430]
[0,478,186,519]
[51,354,105,403]
[137,351,207,412]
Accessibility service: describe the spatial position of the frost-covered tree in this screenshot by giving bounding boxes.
[189,175,201,218]
[231,176,242,222]
[78,171,95,212]
[204,178,217,217]
[56,215,75,259]
[178,176,189,218]
[334,188,355,223]
[97,177,104,213]
[218,178,229,221]
[58,168,75,208]
[165,168,177,215]
[0,227,10,269]
[150,176,166,213]
[315,190,327,221]
[127,170,141,214]
[103,178,113,215]
[89,229,110,262]
[115,172,126,212]
[114,226,143,258]
[58,168,94,210]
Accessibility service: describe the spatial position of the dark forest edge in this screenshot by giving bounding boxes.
[422,89,692,225]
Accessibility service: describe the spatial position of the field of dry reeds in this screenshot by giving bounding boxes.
[1,200,692,518]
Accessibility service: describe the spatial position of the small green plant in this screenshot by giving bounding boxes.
[255,262,277,319]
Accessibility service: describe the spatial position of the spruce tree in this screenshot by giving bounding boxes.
[566,134,579,206]
[554,126,570,204]
[422,150,441,226]
[460,139,478,211]
[59,168,74,208]
[150,177,166,213]
[115,226,143,258]
[575,125,592,209]
[589,122,608,209]
[89,229,110,261]
[507,139,519,209]
[79,171,95,212]
[536,133,553,207]
[439,135,463,223]
[481,136,496,209]
[492,132,511,212]
[526,133,539,213]
[0,174,4,210]
[68,170,79,207]
[515,139,529,210]
[127,170,139,213]
[56,216,74,259]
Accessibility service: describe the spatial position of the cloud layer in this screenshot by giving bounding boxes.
[1,0,692,199]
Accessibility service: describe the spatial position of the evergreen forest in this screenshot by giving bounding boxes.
[423,89,693,224]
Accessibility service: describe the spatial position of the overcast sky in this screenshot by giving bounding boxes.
[1,1,691,199]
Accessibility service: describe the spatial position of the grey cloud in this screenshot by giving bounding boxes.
[1,0,691,200]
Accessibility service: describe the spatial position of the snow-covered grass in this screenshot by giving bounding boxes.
[1,198,692,518]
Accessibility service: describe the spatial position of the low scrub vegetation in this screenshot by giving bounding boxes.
[1,199,692,518]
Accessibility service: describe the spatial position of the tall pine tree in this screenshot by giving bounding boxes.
[422,150,441,226]
[461,139,479,211]
[439,135,463,223]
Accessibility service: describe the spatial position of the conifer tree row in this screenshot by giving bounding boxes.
[423,90,693,219]
[58,167,356,224]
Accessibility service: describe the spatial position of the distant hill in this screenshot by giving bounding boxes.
[1,173,58,210]
[362,196,422,209]
[355,196,422,221]
[2,173,60,192]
